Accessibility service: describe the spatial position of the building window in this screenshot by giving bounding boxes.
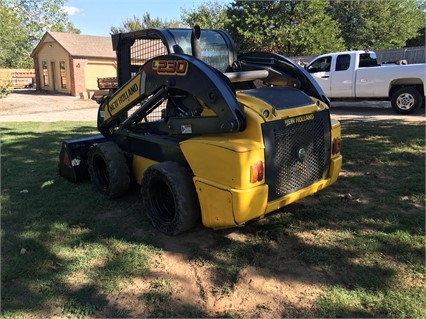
[42,61,49,86]
[60,61,67,89]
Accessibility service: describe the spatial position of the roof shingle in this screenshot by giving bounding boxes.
[32,32,116,59]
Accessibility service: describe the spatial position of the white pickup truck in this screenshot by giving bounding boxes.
[306,50,425,114]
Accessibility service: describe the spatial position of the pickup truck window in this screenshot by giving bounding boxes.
[336,54,350,71]
[359,52,379,68]
[307,56,331,73]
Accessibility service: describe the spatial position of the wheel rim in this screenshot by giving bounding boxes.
[396,93,415,110]
[150,178,175,223]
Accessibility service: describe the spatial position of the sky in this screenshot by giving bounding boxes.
[64,0,230,36]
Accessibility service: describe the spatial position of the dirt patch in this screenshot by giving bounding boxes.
[0,89,99,122]
[329,100,425,123]
[95,228,325,318]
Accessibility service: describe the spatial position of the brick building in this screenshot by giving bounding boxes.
[31,32,116,97]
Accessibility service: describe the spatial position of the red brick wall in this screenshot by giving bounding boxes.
[70,57,88,96]
[33,56,41,90]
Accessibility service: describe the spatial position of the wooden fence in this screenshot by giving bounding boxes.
[0,69,35,88]
[292,46,425,65]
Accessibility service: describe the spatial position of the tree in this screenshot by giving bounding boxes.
[328,0,426,50]
[406,27,425,46]
[180,1,228,29]
[110,13,180,34]
[52,21,81,34]
[0,0,80,68]
[225,0,346,56]
[0,5,28,67]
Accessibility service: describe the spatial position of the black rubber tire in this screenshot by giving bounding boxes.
[87,142,130,199]
[141,161,200,236]
[391,87,422,114]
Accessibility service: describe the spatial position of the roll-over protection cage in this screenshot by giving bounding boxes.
[111,28,238,88]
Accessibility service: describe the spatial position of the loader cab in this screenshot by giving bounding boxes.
[112,27,237,87]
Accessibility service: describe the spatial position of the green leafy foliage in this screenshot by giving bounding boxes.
[180,0,229,30]
[178,0,425,55]
[226,0,346,55]
[1,0,425,68]
[0,4,31,68]
[0,78,14,98]
[110,13,180,34]
[0,0,80,68]
[328,0,426,50]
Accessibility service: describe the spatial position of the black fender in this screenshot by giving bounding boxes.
[238,51,330,107]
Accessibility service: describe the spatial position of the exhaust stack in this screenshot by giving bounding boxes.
[191,25,202,60]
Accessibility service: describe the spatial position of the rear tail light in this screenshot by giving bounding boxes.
[62,151,71,167]
[250,161,264,183]
[332,137,341,155]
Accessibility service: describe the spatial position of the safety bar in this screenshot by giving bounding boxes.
[224,70,269,83]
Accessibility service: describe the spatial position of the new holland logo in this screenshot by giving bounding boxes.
[285,114,314,126]
[106,73,142,118]
[108,83,138,112]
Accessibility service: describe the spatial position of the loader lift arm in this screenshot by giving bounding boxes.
[98,53,246,137]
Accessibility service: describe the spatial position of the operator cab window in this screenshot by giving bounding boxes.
[306,56,331,73]
[169,29,230,72]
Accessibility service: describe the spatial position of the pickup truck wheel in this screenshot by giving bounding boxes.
[87,142,130,199]
[141,162,200,236]
[391,87,422,114]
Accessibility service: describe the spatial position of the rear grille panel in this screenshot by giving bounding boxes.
[262,110,331,201]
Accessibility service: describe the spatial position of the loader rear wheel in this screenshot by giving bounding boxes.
[87,142,130,199]
[141,161,200,236]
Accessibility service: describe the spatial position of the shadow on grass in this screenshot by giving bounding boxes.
[1,119,425,318]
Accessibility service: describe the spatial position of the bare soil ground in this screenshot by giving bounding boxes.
[1,89,424,317]
[0,89,99,122]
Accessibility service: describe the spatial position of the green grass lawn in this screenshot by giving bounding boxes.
[1,120,425,318]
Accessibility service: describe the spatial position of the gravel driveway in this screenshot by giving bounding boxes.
[1,89,424,123]
[1,89,99,122]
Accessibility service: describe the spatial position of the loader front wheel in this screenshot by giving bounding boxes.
[87,142,130,199]
[141,162,200,236]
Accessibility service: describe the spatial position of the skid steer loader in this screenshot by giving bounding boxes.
[58,26,342,235]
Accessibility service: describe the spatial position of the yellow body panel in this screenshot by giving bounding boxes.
[194,180,235,227]
[194,178,269,228]
[179,92,342,229]
[132,90,342,229]
[180,107,265,190]
[132,155,159,184]
[236,91,328,120]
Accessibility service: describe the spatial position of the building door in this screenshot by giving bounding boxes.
[50,61,56,91]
